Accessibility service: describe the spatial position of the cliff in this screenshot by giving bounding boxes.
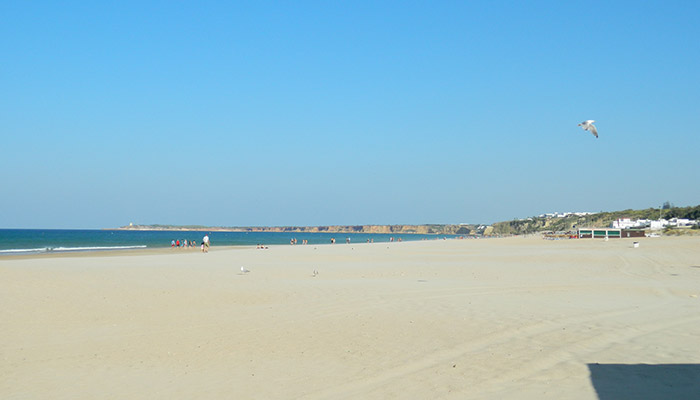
[118,205,700,236]
[118,224,484,236]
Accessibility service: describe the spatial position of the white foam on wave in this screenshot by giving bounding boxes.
[0,247,51,254]
[51,245,148,252]
[0,245,148,255]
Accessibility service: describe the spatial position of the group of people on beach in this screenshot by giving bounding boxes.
[171,234,210,252]
[171,239,197,248]
[289,237,400,245]
[171,235,404,251]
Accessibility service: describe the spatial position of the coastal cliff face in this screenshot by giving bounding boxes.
[119,224,482,235]
[120,205,699,236]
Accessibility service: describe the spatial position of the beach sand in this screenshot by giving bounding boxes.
[2,236,699,399]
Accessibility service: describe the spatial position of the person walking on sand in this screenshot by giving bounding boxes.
[203,234,210,253]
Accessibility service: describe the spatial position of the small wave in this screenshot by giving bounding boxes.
[0,247,51,254]
[0,245,148,255]
[51,245,148,252]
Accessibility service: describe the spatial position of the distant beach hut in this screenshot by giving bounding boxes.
[577,228,621,239]
[576,228,644,239]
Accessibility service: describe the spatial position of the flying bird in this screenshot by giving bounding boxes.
[578,120,598,138]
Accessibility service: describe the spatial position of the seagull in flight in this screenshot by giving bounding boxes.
[578,120,598,138]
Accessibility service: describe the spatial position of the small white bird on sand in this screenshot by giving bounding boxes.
[312,269,319,277]
[578,120,598,138]
[241,266,250,274]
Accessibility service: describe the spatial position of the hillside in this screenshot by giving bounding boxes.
[492,205,700,236]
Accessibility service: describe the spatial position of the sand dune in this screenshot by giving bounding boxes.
[2,236,699,399]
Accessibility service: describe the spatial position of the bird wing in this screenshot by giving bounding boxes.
[589,124,598,138]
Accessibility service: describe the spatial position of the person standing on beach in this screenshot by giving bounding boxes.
[203,234,210,253]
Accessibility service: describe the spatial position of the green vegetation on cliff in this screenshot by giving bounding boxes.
[492,205,700,236]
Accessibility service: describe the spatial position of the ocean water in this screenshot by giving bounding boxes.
[0,229,452,255]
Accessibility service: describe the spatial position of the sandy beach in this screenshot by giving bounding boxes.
[2,236,699,399]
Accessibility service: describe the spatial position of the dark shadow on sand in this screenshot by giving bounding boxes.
[588,364,700,399]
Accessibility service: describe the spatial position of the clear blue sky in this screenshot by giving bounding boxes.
[2,1,698,229]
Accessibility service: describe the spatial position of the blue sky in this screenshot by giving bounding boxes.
[1,1,698,228]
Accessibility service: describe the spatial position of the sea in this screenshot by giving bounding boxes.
[0,229,454,256]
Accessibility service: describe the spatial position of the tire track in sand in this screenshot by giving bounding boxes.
[299,298,699,399]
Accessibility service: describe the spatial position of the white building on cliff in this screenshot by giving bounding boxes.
[610,218,697,230]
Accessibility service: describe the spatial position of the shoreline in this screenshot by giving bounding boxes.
[0,244,260,260]
[0,234,666,260]
[0,229,456,259]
